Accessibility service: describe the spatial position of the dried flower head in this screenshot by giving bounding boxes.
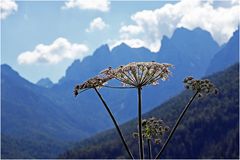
[74,75,112,96]
[133,117,169,144]
[101,62,173,87]
[183,76,218,97]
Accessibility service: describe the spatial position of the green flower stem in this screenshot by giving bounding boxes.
[147,139,152,159]
[155,91,199,159]
[138,87,144,159]
[93,87,134,159]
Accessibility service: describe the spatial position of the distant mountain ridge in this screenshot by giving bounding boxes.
[36,78,54,88]
[59,27,219,85]
[1,64,89,140]
[54,27,220,122]
[1,64,111,158]
[206,29,239,74]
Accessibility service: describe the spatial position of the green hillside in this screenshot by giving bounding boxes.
[1,134,69,159]
[60,63,239,159]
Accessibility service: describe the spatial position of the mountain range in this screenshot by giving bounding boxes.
[36,78,54,88]
[1,27,239,158]
[206,29,239,74]
[54,27,220,121]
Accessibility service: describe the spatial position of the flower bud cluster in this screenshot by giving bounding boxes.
[74,75,112,96]
[133,117,169,144]
[183,76,218,97]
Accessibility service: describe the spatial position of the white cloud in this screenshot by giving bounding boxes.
[0,0,18,20]
[62,0,110,12]
[18,38,89,65]
[111,0,240,52]
[85,17,108,32]
[120,25,144,35]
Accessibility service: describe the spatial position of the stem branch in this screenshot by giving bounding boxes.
[138,87,144,159]
[147,139,152,159]
[155,91,199,159]
[94,87,134,159]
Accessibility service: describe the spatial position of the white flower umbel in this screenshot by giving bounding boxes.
[101,62,173,88]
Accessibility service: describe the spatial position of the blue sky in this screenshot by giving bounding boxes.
[1,0,239,83]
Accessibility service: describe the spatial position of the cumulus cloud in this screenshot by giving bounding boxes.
[62,0,110,12]
[85,17,108,32]
[0,0,18,20]
[111,0,240,52]
[120,25,144,35]
[119,25,144,39]
[18,38,89,65]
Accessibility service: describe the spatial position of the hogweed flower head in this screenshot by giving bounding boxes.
[133,117,169,144]
[183,76,218,97]
[101,62,173,88]
[74,75,112,96]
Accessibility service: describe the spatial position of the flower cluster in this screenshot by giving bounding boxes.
[101,62,173,88]
[133,117,169,144]
[183,76,218,97]
[74,75,112,96]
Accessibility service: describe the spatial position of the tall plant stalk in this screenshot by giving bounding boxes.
[99,62,173,159]
[93,87,134,159]
[137,87,144,159]
[155,91,199,159]
[147,139,152,159]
